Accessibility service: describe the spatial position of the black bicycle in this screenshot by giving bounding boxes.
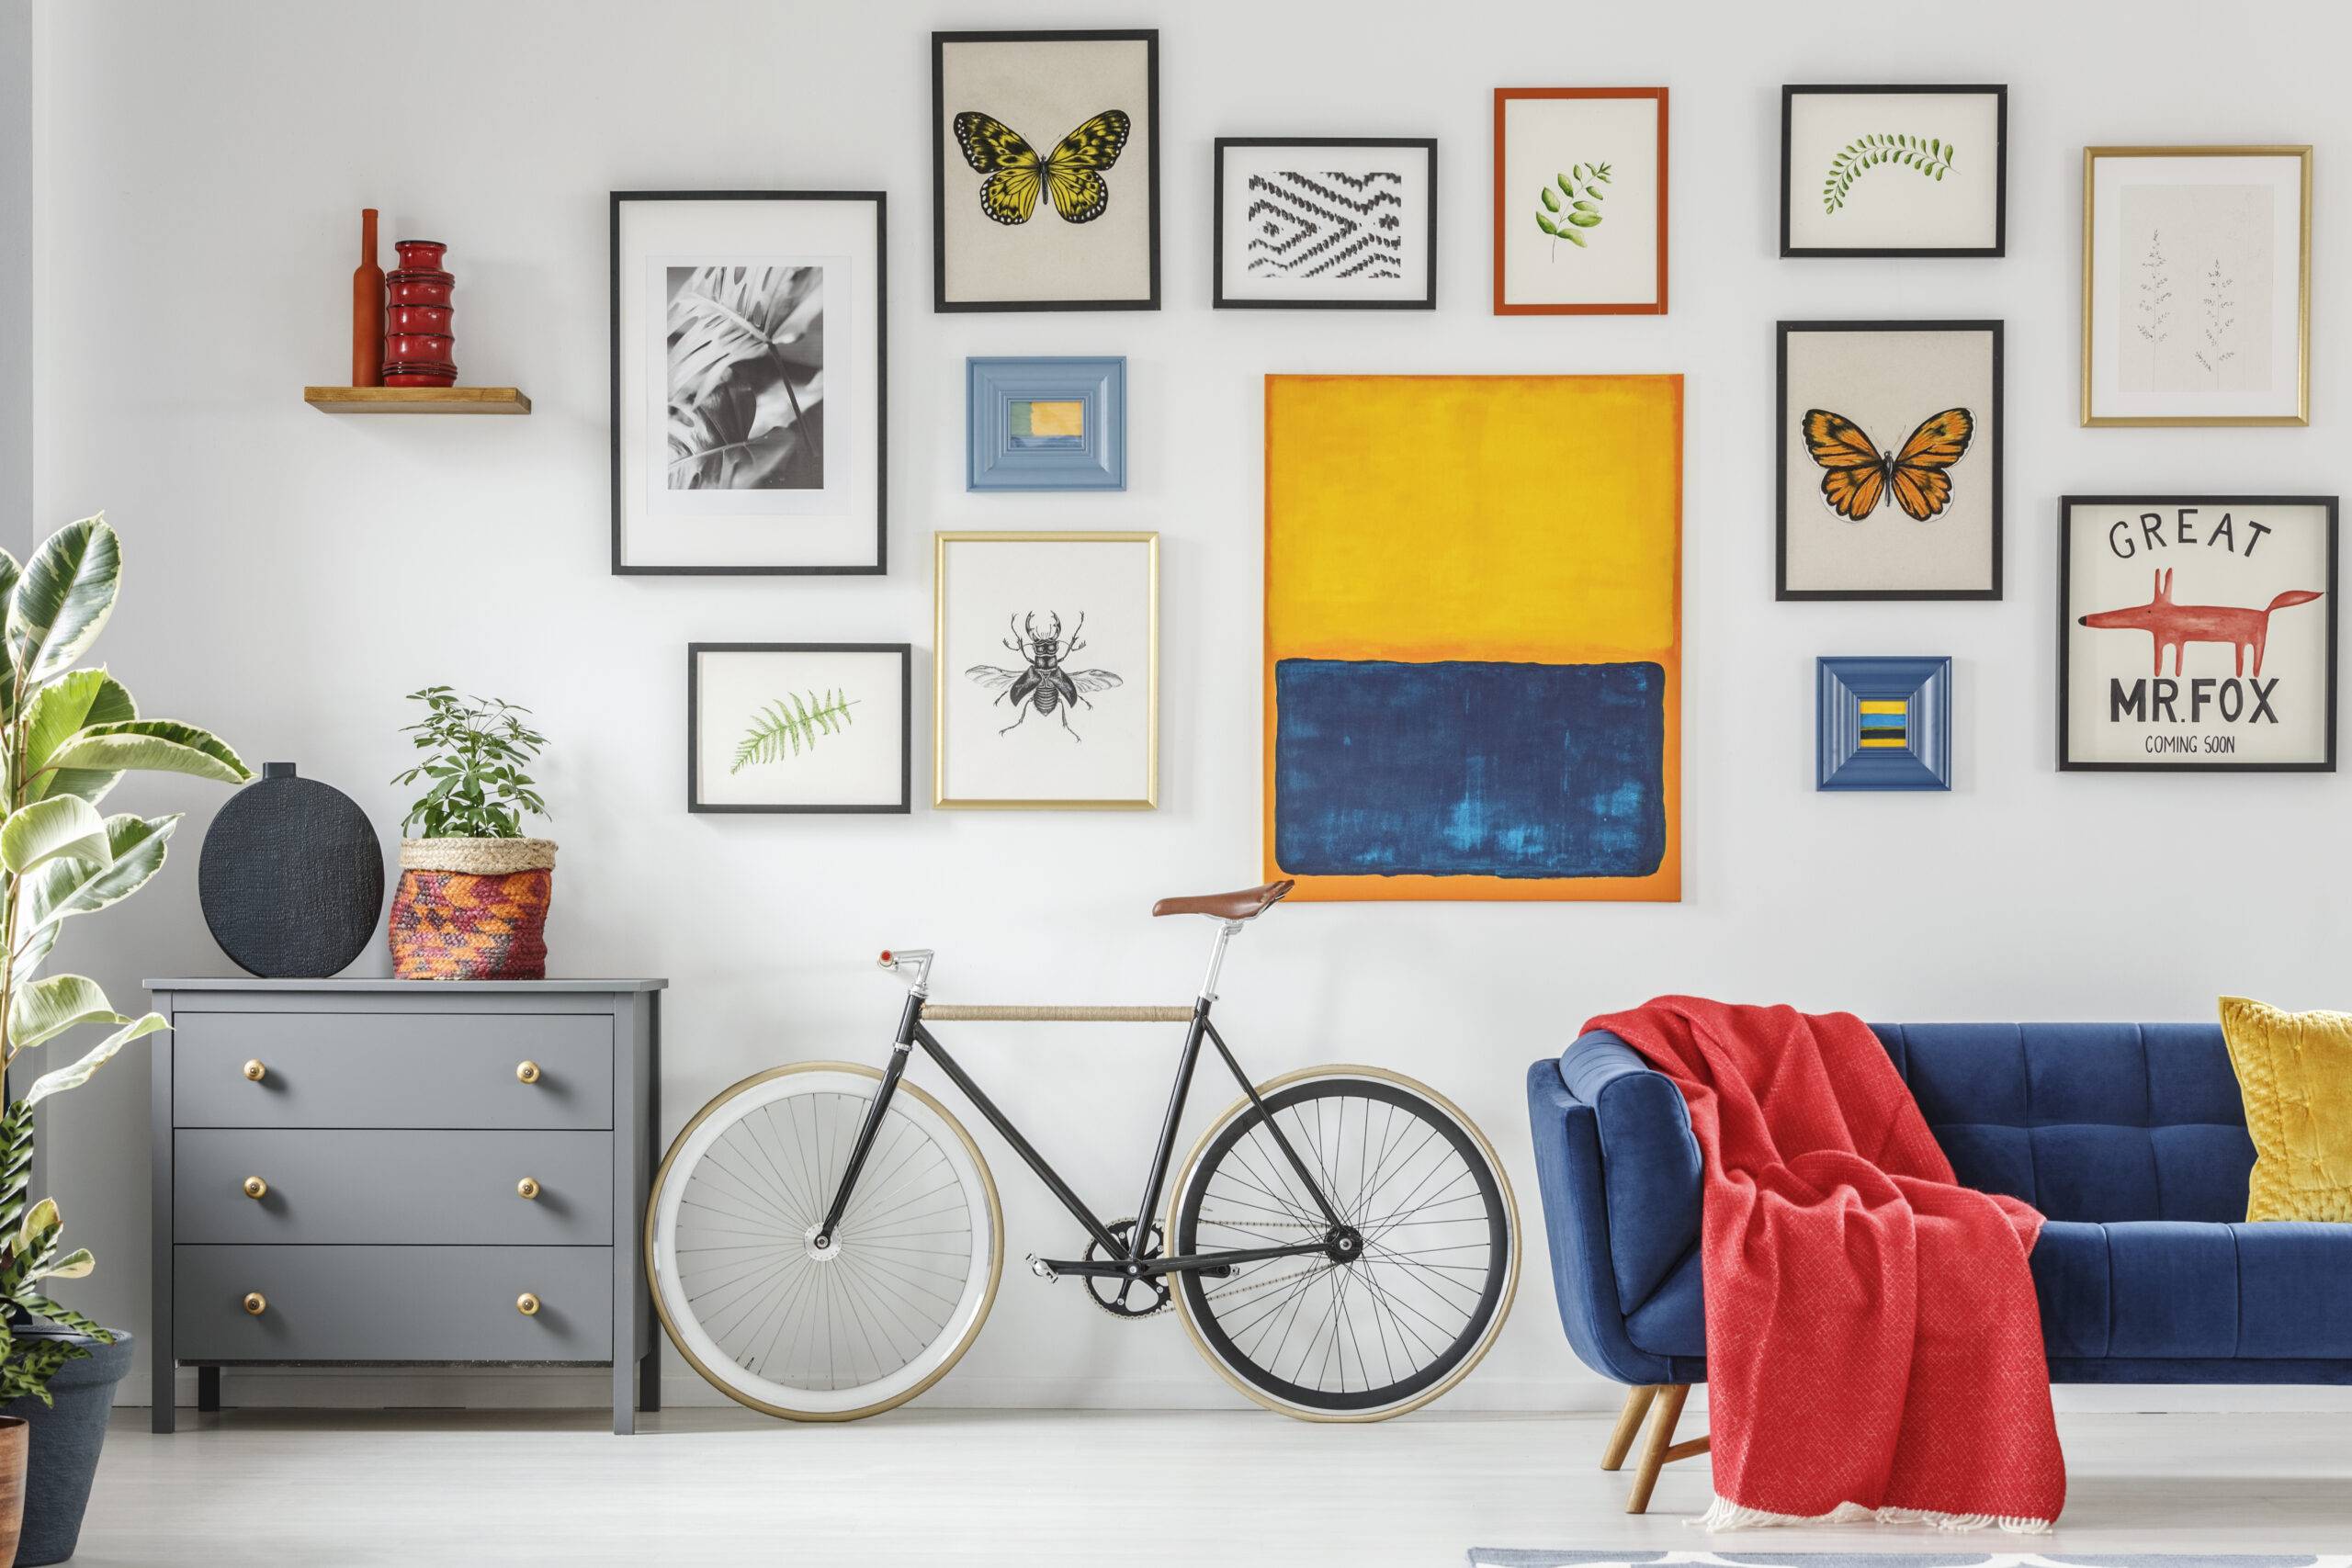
[646,881,1518,1421]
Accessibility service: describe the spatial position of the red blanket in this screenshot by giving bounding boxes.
[1588,998,2064,1531]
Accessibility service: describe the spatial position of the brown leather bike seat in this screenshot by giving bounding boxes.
[1151,880,1295,920]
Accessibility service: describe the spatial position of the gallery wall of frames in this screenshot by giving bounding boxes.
[32,0,2352,1410]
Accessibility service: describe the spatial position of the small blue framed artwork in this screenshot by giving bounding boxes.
[967,356,1126,491]
[1816,656,1951,791]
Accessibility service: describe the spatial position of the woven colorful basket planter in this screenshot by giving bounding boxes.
[388,838,555,980]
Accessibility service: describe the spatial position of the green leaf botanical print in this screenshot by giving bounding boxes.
[1822,134,1954,215]
[1536,164,1610,252]
[732,690,858,773]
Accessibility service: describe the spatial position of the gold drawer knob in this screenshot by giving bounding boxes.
[515,1060,541,1085]
[242,1292,267,1315]
[515,1177,540,1201]
[243,1176,268,1200]
[243,1059,267,1082]
[516,1292,540,1316]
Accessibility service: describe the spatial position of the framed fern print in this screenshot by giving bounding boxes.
[1781,85,2006,257]
[933,30,1160,312]
[2082,146,2312,426]
[1493,88,1667,315]
[611,192,886,574]
[688,643,910,813]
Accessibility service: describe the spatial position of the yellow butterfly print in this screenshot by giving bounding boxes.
[953,109,1132,226]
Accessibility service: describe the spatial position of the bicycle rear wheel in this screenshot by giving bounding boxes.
[1169,1066,1517,1421]
[646,1062,1001,1420]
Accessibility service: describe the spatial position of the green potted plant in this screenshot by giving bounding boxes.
[0,515,249,1564]
[387,688,554,979]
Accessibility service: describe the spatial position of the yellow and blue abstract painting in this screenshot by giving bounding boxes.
[1264,375,1682,901]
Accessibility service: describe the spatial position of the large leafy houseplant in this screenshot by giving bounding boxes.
[0,515,249,1400]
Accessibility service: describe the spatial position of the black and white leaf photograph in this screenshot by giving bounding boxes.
[665,264,825,491]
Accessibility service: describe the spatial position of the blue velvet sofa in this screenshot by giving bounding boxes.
[1525,1021,2352,1511]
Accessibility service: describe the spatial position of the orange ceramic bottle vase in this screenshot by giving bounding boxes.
[351,209,385,388]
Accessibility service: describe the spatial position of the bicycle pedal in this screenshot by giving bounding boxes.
[1026,1253,1059,1282]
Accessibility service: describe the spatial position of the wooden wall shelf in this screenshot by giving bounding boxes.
[304,387,532,415]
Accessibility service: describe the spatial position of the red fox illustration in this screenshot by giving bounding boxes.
[2077,569,2324,677]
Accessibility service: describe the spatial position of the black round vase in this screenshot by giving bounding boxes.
[198,762,384,978]
[0,1326,133,1565]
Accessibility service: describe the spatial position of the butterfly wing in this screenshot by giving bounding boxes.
[1038,111,1131,224]
[1801,409,1888,522]
[1886,408,1975,522]
[954,112,1044,225]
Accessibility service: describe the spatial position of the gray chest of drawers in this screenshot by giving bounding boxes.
[147,979,665,1434]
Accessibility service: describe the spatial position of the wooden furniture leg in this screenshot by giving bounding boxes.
[1600,1384,1657,1471]
[1625,1383,1692,1514]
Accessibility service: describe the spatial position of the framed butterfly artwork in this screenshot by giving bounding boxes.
[932,29,1160,312]
[608,191,887,575]
[1212,138,1437,310]
[1777,321,2005,601]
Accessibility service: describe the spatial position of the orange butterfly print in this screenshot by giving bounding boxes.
[1801,407,1975,522]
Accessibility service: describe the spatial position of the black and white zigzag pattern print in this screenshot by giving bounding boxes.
[1246,170,1404,278]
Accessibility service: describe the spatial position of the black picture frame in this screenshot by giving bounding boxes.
[1775,319,2005,603]
[1210,137,1439,310]
[687,642,913,814]
[2056,495,2338,773]
[932,28,1162,313]
[1779,85,2007,259]
[609,190,888,577]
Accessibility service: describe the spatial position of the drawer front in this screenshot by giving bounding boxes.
[175,1245,613,1362]
[172,1011,612,1130]
[175,1129,613,1246]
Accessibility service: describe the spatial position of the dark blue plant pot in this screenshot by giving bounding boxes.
[0,1327,133,1565]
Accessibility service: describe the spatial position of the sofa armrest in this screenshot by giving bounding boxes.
[1524,1057,1677,1388]
[1559,1032,1703,1321]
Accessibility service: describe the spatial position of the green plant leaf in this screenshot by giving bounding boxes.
[6,517,119,687]
[1540,186,1560,212]
[13,814,178,976]
[6,976,123,1055]
[41,720,249,784]
[25,1013,166,1106]
[20,1295,112,1343]
[732,690,858,773]
[1566,211,1602,228]
[1536,212,1558,235]
[0,796,111,878]
[18,670,136,805]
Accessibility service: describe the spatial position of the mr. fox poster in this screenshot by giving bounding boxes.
[2062,495,2337,771]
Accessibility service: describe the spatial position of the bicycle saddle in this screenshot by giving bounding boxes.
[1149,879,1295,920]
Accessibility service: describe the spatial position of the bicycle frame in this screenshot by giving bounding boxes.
[811,940,1348,1281]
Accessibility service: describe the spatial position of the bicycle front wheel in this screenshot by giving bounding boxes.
[1169,1066,1518,1421]
[646,1062,1001,1420]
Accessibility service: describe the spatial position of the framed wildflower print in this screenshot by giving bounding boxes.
[2059,495,2336,772]
[687,643,911,813]
[1777,320,2004,602]
[1212,138,1437,309]
[2082,146,2312,426]
[967,355,1125,491]
[1781,85,2007,257]
[932,29,1160,312]
[933,531,1159,809]
[1493,88,1668,314]
[610,191,886,575]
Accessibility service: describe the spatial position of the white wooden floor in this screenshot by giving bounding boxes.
[73,1406,2352,1565]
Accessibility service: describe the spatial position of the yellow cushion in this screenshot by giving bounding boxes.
[2218,996,2352,1223]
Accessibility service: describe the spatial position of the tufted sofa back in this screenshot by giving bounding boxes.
[1871,1022,2256,1223]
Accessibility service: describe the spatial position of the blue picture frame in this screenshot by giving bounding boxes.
[967,356,1126,491]
[1816,656,1952,791]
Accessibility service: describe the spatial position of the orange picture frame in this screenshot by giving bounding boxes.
[1492,87,1668,316]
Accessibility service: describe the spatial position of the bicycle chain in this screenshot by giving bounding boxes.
[1070,1216,1335,1321]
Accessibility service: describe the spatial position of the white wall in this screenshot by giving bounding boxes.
[28,0,2352,1415]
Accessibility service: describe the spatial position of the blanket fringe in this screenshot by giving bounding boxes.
[1696,1494,2053,1535]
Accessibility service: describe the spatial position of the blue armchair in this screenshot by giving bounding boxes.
[1526,1021,2352,1512]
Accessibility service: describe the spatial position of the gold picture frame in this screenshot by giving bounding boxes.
[933,530,1159,809]
[2081,144,2312,427]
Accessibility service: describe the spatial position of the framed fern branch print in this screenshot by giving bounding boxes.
[1781,85,2006,257]
[688,643,910,813]
[1493,88,1667,314]
[611,192,887,573]
[2081,146,2312,426]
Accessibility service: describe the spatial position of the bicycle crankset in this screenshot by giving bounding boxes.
[1082,1218,1170,1319]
